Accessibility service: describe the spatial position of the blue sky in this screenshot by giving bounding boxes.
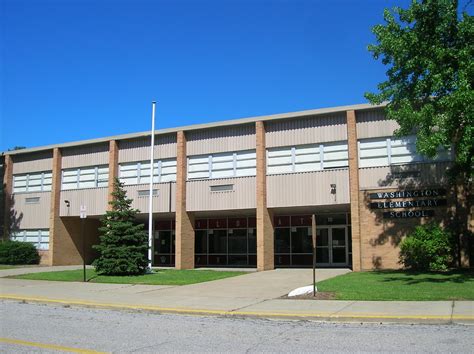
[1,0,411,151]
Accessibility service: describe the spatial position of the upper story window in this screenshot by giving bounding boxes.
[358,135,452,168]
[61,165,109,190]
[187,150,256,180]
[13,171,52,193]
[119,159,177,185]
[267,141,348,175]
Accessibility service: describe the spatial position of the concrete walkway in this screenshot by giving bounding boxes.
[0,266,473,324]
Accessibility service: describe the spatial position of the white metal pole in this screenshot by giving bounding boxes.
[148,101,156,271]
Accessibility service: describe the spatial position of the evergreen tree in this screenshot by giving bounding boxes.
[93,178,149,275]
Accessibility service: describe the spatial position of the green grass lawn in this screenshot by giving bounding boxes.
[0,265,17,270]
[12,268,248,286]
[317,270,474,301]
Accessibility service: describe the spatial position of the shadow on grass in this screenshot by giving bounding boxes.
[375,269,474,285]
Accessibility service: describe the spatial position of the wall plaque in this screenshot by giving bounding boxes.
[369,188,446,200]
[370,199,447,209]
[383,210,435,218]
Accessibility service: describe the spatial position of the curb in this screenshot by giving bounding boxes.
[1,294,473,324]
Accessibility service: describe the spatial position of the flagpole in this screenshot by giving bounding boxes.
[148,101,156,271]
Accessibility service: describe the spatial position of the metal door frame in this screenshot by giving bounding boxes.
[316,225,349,267]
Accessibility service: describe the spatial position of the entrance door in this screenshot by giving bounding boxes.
[316,227,348,266]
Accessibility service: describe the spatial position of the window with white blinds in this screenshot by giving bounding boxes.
[267,141,348,175]
[11,229,49,250]
[187,150,256,180]
[119,159,177,185]
[61,165,109,190]
[13,171,52,193]
[358,135,452,168]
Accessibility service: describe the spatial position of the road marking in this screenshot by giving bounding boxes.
[1,294,473,322]
[0,337,106,353]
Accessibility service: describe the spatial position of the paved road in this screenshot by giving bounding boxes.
[1,300,473,353]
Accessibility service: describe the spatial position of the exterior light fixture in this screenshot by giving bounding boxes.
[330,184,336,194]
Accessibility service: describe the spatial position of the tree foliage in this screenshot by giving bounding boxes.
[93,178,148,275]
[366,0,473,180]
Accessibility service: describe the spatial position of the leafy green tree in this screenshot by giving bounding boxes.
[93,178,149,275]
[366,0,473,265]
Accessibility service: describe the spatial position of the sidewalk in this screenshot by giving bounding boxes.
[0,266,472,324]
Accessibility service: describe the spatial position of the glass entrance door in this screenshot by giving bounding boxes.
[316,227,348,266]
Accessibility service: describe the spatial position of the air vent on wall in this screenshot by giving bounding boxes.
[210,184,234,192]
[25,197,40,204]
[138,189,159,197]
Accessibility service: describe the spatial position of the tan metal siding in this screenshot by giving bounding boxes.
[11,192,51,229]
[186,125,256,155]
[12,151,53,174]
[356,109,399,139]
[265,113,347,148]
[61,144,109,169]
[118,134,177,163]
[124,182,175,213]
[187,176,256,211]
[59,188,109,216]
[358,162,451,190]
[267,169,350,207]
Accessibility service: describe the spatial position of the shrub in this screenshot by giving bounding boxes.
[399,223,452,271]
[93,178,149,275]
[0,240,40,265]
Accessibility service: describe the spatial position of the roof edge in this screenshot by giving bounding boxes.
[3,102,386,156]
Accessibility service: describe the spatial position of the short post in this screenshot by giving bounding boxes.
[311,214,317,297]
[80,205,87,282]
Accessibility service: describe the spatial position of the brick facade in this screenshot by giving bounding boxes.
[256,121,274,271]
[2,154,13,240]
[108,140,119,207]
[175,130,195,269]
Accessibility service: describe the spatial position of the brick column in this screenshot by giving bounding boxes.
[346,110,362,271]
[2,154,13,240]
[49,147,62,265]
[108,140,119,207]
[256,121,274,271]
[175,130,194,269]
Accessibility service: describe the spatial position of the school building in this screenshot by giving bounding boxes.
[2,102,471,270]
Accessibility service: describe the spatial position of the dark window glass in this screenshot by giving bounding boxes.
[316,229,329,247]
[275,254,290,266]
[155,231,171,253]
[332,248,346,263]
[208,255,227,265]
[228,229,247,254]
[209,230,227,253]
[332,228,346,247]
[291,227,312,253]
[248,229,256,253]
[292,254,312,266]
[195,230,207,254]
[275,228,290,253]
[316,248,329,263]
[228,255,247,266]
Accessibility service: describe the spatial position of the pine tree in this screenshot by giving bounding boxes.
[93,178,149,275]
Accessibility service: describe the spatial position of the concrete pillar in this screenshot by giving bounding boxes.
[346,110,362,271]
[175,130,195,269]
[256,121,274,271]
[2,154,13,240]
[49,147,63,265]
[108,140,119,207]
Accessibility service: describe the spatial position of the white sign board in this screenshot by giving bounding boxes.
[80,205,87,219]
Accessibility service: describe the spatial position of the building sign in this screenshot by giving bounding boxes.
[383,210,435,219]
[369,188,446,200]
[370,199,447,209]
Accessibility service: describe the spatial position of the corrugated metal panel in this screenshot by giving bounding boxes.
[118,134,177,163]
[59,187,109,216]
[12,151,53,174]
[10,192,51,228]
[356,109,399,139]
[266,113,347,148]
[124,183,175,213]
[62,144,109,168]
[187,125,256,155]
[267,169,350,207]
[187,176,256,211]
[358,162,451,189]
